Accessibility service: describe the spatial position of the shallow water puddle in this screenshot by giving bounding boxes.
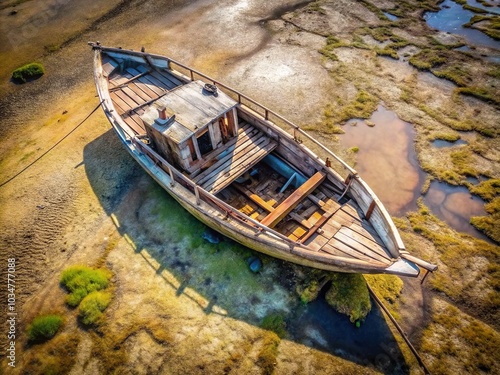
[423,180,490,241]
[432,139,467,148]
[338,105,424,216]
[423,0,500,49]
[338,106,490,241]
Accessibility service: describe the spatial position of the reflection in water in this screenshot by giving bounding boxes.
[423,180,490,241]
[339,105,424,216]
[423,0,500,49]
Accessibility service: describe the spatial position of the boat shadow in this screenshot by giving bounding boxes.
[83,129,411,374]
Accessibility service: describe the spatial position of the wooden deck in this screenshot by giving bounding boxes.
[103,54,183,136]
[220,161,394,265]
[102,52,394,267]
[191,124,278,195]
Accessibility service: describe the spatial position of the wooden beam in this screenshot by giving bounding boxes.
[260,171,326,228]
[233,183,276,213]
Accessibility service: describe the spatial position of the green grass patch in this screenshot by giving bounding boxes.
[432,65,472,87]
[338,90,379,122]
[27,314,63,343]
[320,36,347,61]
[469,178,500,201]
[78,291,112,326]
[407,199,500,323]
[256,333,280,375]
[349,146,360,153]
[60,265,111,307]
[455,87,500,108]
[450,148,479,177]
[325,273,371,323]
[11,62,45,83]
[261,313,287,338]
[375,47,399,59]
[409,49,447,70]
[432,132,461,142]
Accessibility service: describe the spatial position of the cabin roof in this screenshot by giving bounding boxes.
[140,80,238,144]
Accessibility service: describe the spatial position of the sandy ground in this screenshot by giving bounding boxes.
[0,0,499,374]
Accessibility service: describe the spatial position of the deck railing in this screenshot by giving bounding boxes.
[131,137,308,250]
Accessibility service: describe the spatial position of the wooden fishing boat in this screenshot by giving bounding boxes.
[89,42,437,277]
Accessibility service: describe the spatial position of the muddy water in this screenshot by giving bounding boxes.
[338,106,491,241]
[338,105,425,216]
[423,181,490,241]
[424,0,500,49]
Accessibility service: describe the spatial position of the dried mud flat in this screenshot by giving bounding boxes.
[0,0,499,374]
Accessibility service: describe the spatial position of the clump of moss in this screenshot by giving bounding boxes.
[469,178,500,201]
[320,36,347,61]
[27,314,63,343]
[432,132,461,142]
[12,62,45,83]
[455,87,500,108]
[375,47,399,59]
[60,265,112,306]
[409,49,447,70]
[450,148,478,177]
[325,273,371,323]
[257,333,280,375]
[78,291,112,326]
[22,332,80,375]
[338,90,379,122]
[261,313,287,338]
[432,65,472,87]
[349,146,360,153]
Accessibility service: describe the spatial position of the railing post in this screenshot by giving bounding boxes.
[195,185,201,205]
[168,166,175,187]
[265,109,269,120]
[190,70,194,81]
[238,93,241,104]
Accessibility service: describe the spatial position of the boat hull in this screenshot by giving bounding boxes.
[90,43,436,277]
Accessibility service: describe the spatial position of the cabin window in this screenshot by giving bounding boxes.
[197,129,213,156]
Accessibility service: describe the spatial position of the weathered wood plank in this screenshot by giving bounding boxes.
[334,230,391,263]
[233,183,275,213]
[261,172,326,229]
[289,212,313,229]
[337,227,391,259]
[303,232,330,251]
[299,199,343,243]
[322,240,389,265]
[136,65,177,89]
[126,67,170,93]
[193,128,263,184]
[207,140,277,194]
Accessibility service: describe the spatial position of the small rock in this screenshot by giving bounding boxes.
[247,256,262,273]
[202,227,222,244]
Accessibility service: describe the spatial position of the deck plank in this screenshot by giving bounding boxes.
[193,128,264,185]
[205,140,277,194]
[334,230,391,262]
[322,241,390,265]
[126,67,169,94]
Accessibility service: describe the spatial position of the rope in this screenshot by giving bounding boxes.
[366,283,432,375]
[0,100,104,188]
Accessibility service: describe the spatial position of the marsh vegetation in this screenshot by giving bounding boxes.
[0,0,499,374]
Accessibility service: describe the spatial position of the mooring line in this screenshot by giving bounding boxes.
[366,283,432,375]
[0,100,104,189]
